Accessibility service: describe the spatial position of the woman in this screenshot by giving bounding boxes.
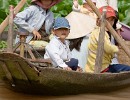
[66,0,97,71]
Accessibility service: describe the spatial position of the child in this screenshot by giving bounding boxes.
[96,0,122,36]
[85,6,130,73]
[14,0,62,47]
[44,17,82,72]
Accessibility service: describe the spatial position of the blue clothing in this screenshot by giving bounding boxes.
[106,64,130,73]
[53,17,70,29]
[65,58,79,71]
[14,5,54,43]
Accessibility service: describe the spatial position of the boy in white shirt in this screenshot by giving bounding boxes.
[44,17,82,71]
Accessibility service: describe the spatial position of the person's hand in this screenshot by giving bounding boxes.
[32,29,41,40]
[76,66,83,72]
[116,28,123,38]
[63,67,72,71]
[73,0,79,8]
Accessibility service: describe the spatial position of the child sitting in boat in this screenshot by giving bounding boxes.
[44,17,82,72]
[85,6,130,73]
[14,0,62,48]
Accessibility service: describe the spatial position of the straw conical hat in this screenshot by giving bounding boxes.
[66,11,96,39]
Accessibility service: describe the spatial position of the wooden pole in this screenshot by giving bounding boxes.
[86,0,130,58]
[94,9,106,73]
[7,5,14,53]
[20,35,26,57]
[0,0,27,35]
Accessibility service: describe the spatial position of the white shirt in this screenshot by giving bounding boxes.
[110,35,119,64]
[71,36,89,71]
[96,0,118,11]
[44,36,71,68]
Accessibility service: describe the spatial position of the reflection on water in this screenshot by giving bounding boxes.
[0,81,130,100]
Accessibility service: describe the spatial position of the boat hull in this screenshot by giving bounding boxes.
[1,53,130,95]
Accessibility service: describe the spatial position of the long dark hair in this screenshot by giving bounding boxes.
[113,10,119,30]
[107,10,119,45]
[69,37,84,51]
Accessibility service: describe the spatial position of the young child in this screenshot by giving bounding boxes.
[44,17,82,72]
[14,0,62,47]
[85,6,130,73]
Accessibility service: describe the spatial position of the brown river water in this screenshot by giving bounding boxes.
[0,80,130,100]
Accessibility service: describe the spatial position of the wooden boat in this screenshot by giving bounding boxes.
[0,22,130,95]
[1,0,130,95]
[1,52,130,95]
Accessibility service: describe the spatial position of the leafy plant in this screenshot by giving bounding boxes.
[0,0,130,25]
[0,0,31,23]
[118,0,130,26]
[0,41,7,49]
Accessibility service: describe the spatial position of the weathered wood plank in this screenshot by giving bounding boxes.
[95,8,106,73]
[0,61,14,83]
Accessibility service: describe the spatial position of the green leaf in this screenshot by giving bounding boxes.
[0,9,7,18]
[0,18,3,23]
[119,13,124,21]
[51,6,58,12]
[53,13,61,18]
[0,0,9,9]
[59,10,68,17]
[122,16,130,25]
[125,8,130,17]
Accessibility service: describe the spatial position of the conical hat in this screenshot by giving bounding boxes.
[66,11,96,39]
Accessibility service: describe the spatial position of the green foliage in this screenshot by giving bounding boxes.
[51,0,82,17]
[51,0,73,17]
[0,0,31,23]
[0,41,7,49]
[0,0,129,25]
[118,0,130,26]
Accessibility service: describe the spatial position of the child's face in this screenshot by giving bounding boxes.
[53,28,70,42]
[41,0,53,7]
[96,16,115,27]
[106,17,115,26]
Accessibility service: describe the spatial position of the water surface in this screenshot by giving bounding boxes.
[0,81,130,100]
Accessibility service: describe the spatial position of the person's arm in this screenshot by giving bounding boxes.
[72,0,81,12]
[103,32,119,54]
[14,6,36,33]
[45,41,70,69]
[14,5,41,39]
[92,29,119,54]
